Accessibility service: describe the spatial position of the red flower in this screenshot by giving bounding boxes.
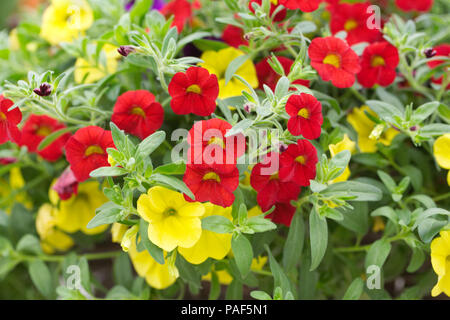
[0,95,21,145]
[111,90,164,140]
[285,93,323,139]
[248,0,287,22]
[52,167,79,200]
[256,56,310,91]
[19,115,71,162]
[329,2,382,45]
[65,126,115,182]
[308,36,361,88]
[160,0,193,32]
[0,157,16,165]
[222,25,248,48]
[395,0,433,12]
[183,163,239,207]
[279,0,321,12]
[427,44,450,90]
[279,139,318,186]
[265,202,296,227]
[187,118,246,166]
[357,42,399,88]
[251,152,301,211]
[168,67,219,117]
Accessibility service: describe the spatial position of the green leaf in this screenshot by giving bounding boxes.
[365,239,392,269]
[153,162,186,175]
[338,202,369,236]
[175,255,201,291]
[371,206,398,224]
[250,290,272,300]
[320,181,382,202]
[90,166,128,178]
[16,235,42,255]
[419,124,450,137]
[139,219,164,264]
[309,208,328,271]
[266,245,292,296]
[87,203,121,229]
[37,127,73,151]
[231,233,253,278]
[412,101,439,123]
[150,173,195,200]
[193,39,229,52]
[29,260,53,299]
[113,253,133,289]
[366,100,403,123]
[225,279,243,300]
[78,257,91,293]
[245,217,277,233]
[225,54,250,85]
[343,278,365,300]
[136,131,166,159]
[201,215,235,234]
[418,217,448,243]
[110,122,127,153]
[130,0,153,23]
[282,212,304,272]
[377,170,396,191]
[407,248,425,273]
[208,271,221,300]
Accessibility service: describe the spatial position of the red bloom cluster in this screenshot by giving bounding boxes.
[285,93,323,139]
[357,42,400,88]
[395,0,433,12]
[183,118,245,207]
[308,36,361,88]
[65,126,115,182]
[256,56,310,91]
[279,0,321,12]
[222,25,249,48]
[20,115,71,162]
[111,90,164,140]
[168,67,219,117]
[251,139,318,226]
[160,0,198,32]
[328,2,382,45]
[0,95,22,145]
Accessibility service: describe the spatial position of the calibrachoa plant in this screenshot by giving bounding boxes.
[0,0,449,301]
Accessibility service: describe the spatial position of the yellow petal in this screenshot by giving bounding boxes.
[434,134,450,170]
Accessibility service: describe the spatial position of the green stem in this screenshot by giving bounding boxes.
[433,192,450,202]
[16,250,122,263]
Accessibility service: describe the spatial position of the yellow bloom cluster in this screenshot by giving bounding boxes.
[433,134,450,186]
[40,0,94,45]
[347,105,399,153]
[200,47,258,99]
[36,181,108,253]
[431,231,450,297]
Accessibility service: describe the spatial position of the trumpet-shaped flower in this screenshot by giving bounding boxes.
[199,47,258,99]
[328,134,356,183]
[433,134,450,185]
[346,106,399,153]
[178,203,232,264]
[0,95,22,145]
[285,93,323,139]
[54,181,109,235]
[128,235,179,290]
[431,231,450,297]
[137,186,205,252]
[40,0,94,45]
[36,203,74,254]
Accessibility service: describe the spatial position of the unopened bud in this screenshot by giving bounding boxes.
[33,83,52,97]
[369,124,385,141]
[424,48,436,59]
[117,45,135,57]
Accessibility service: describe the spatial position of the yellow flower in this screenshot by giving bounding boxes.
[8,29,20,51]
[128,235,179,290]
[347,106,399,153]
[329,134,356,183]
[111,222,128,244]
[431,231,450,297]
[36,204,74,254]
[433,134,450,186]
[202,256,268,285]
[137,186,205,252]
[40,0,94,45]
[53,181,109,235]
[248,206,263,218]
[178,203,232,264]
[74,44,119,84]
[0,167,32,214]
[372,216,385,233]
[199,47,258,99]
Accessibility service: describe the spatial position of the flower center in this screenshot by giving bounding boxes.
[186,84,202,94]
[163,207,177,217]
[202,172,221,182]
[208,136,225,148]
[36,125,52,137]
[297,108,310,119]
[323,54,341,68]
[295,155,306,164]
[130,106,146,118]
[371,55,385,67]
[0,112,6,120]
[85,145,104,156]
[269,172,279,181]
[344,19,358,31]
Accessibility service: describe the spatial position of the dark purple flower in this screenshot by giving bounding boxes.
[117,45,135,57]
[53,167,79,200]
[424,48,437,58]
[34,83,52,97]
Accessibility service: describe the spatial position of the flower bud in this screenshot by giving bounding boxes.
[120,225,139,252]
[117,45,135,57]
[369,124,385,141]
[424,48,436,58]
[33,83,52,97]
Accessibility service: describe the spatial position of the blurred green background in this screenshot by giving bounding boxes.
[0,0,19,29]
